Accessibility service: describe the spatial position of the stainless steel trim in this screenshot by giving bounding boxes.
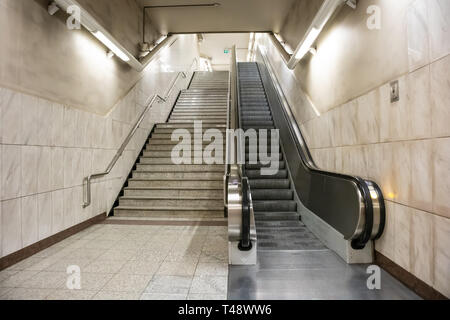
[82,66,193,209]
[224,59,232,208]
[366,182,381,239]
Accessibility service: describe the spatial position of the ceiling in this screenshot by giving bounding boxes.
[198,33,250,70]
[137,0,296,34]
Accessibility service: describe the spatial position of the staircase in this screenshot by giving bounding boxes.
[238,62,325,250]
[114,71,229,219]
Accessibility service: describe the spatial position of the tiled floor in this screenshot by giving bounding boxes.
[0,223,229,300]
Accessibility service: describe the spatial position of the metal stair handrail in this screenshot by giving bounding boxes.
[82,60,197,208]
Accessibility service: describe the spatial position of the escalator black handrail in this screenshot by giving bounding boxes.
[235,62,252,251]
[238,177,252,251]
[256,49,385,249]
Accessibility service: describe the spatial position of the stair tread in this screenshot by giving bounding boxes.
[120,196,223,200]
[115,206,224,211]
[124,187,222,190]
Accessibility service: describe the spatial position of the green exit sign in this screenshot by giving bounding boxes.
[224,49,229,54]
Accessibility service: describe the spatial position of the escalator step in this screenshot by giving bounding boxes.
[246,169,287,179]
[253,200,297,212]
[249,179,290,189]
[253,211,300,221]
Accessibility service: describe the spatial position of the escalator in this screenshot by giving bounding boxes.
[238,63,325,251]
[227,49,388,299]
[233,58,385,252]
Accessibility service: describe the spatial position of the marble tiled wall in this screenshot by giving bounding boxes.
[255,0,449,298]
[0,35,199,260]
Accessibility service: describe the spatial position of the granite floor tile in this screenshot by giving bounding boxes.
[45,289,97,300]
[119,260,162,275]
[93,290,141,300]
[199,251,228,263]
[0,270,18,283]
[0,288,53,300]
[21,271,66,289]
[190,276,228,295]
[83,259,127,274]
[140,293,187,300]
[0,271,39,288]
[65,248,104,260]
[131,251,168,262]
[145,275,193,294]
[194,263,228,277]
[57,272,114,291]
[156,261,198,277]
[187,293,227,300]
[102,274,152,293]
[97,249,137,261]
[45,258,92,272]
[5,257,45,271]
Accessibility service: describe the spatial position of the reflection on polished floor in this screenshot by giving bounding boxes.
[0,222,228,300]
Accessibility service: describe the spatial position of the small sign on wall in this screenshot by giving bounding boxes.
[390,80,399,103]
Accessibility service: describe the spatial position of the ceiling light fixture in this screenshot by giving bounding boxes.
[52,0,142,69]
[93,31,130,62]
[287,0,347,69]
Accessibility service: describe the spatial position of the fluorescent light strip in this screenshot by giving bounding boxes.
[54,0,145,70]
[287,0,345,69]
[93,31,130,62]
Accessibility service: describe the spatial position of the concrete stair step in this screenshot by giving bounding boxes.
[153,128,226,134]
[171,111,227,115]
[127,179,223,188]
[169,120,226,124]
[170,116,227,120]
[119,197,223,208]
[145,144,224,151]
[178,98,228,101]
[173,109,227,113]
[148,139,226,146]
[114,207,224,218]
[123,188,223,198]
[157,123,226,129]
[176,102,227,105]
[180,93,227,96]
[135,164,224,172]
[142,150,224,158]
[132,171,223,180]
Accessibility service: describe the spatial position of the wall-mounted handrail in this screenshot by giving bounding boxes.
[82,70,188,208]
